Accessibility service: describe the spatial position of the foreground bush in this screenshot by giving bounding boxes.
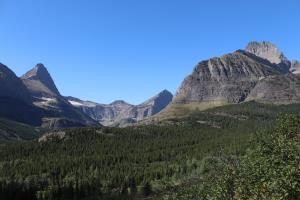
[165,114,300,200]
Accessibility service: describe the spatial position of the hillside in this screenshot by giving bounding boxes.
[0,118,44,141]
[165,114,300,199]
[1,102,300,199]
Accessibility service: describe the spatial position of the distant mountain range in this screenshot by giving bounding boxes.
[0,40,299,133]
[0,62,172,129]
[66,89,173,127]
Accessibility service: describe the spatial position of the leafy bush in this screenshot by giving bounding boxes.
[209,114,300,200]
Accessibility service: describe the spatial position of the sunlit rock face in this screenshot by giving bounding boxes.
[173,50,281,106]
[170,41,300,111]
[245,41,287,64]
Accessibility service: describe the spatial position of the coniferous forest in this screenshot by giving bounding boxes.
[0,102,300,199]
[1,1,300,199]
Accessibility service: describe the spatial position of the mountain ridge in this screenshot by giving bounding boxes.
[13,63,97,128]
[1,40,300,129]
[156,41,300,120]
[66,89,173,126]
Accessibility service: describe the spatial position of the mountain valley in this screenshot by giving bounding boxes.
[1,41,300,199]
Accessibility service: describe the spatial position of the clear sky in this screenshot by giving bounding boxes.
[0,0,299,104]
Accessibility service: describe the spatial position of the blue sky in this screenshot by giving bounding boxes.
[0,0,299,104]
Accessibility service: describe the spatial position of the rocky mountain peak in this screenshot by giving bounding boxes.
[245,41,288,64]
[21,63,60,96]
[159,89,173,96]
[22,63,48,79]
[136,89,173,120]
[141,90,173,106]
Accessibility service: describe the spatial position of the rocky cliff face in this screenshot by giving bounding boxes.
[169,41,300,113]
[245,41,288,64]
[67,90,173,126]
[245,41,291,73]
[173,50,282,106]
[247,74,300,104]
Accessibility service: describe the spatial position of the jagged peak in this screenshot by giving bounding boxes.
[21,63,49,79]
[140,89,173,106]
[158,89,173,96]
[245,41,288,64]
[35,63,47,69]
[21,63,60,96]
[246,41,278,50]
[34,63,48,73]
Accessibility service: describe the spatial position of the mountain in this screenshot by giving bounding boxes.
[159,41,300,119]
[13,64,97,128]
[0,63,47,126]
[134,89,174,120]
[0,63,32,103]
[1,41,299,129]
[245,41,288,64]
[21,63,60,97]
[66,90,173,126]
[245,41,291,73]
[247,73,300,104]
[173,50,282,105]
[66,97,134,126]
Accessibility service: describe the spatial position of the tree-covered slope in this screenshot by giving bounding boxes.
[0,118,44,141]
[0,102,300,199]
[166,114,300,200]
